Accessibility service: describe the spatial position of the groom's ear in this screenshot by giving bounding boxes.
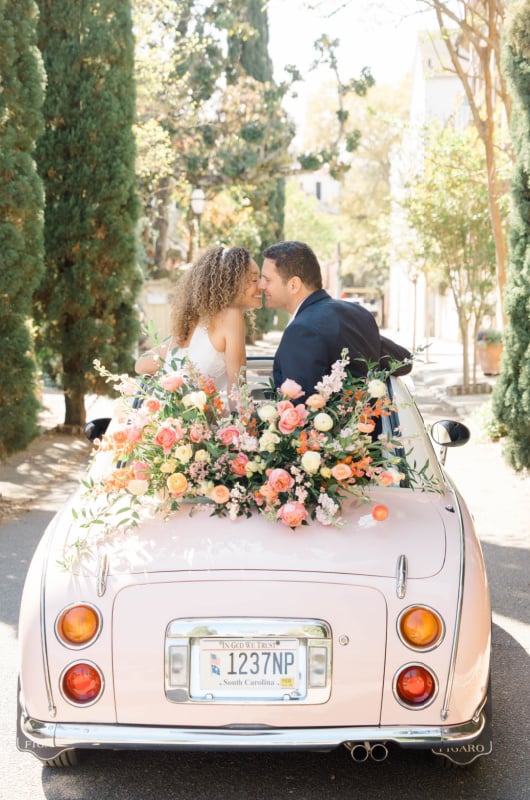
[288,276,303,294]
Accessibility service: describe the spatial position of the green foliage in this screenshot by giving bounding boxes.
[34,0,142,427]
[0,0,45,456]
[403,124,499,387]
[493,9,530,470]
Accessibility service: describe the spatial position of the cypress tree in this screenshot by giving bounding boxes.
[493,6,530,471]
[0,0,45,457]
[35,0,141,428]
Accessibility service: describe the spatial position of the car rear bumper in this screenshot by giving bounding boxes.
[18,706,486,761]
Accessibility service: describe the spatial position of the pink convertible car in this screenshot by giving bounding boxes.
[17,360,492,768]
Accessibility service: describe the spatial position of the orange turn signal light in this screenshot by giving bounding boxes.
[399,606,443,650]
[56,604,101,646]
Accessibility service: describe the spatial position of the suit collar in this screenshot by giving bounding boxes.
[294,289,330,317]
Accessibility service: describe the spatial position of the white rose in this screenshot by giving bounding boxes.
[301,451,321,474]
[128,479,149,496]
[182,390,207,410]
[313,412,334,432]
[174,445,193,463]
[259,431,281,452]
[258,404,279,423]
[367,379,387,398]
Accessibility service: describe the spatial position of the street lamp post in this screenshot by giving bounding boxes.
[190,188,206,254]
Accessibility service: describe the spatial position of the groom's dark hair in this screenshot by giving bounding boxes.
[263,241,323,290]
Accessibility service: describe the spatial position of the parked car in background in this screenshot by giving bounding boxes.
[17,357,491,768]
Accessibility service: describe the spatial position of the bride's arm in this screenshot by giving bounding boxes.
[135,341,170,375]
[223,310,247,398]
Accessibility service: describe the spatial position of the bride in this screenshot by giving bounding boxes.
[135,246,263,399]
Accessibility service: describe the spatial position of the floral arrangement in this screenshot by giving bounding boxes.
[71,351,437,559]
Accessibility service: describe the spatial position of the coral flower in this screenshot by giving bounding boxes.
[144,397,161,414]
[268,468,294,493]
[305,393,326,410]
[277,501,308,528]
[331,463,353,481]
[230,453,249,477]
[154,425,178,454]
[210,485,231,504]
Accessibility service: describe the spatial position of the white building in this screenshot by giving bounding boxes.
[387,32,469,348]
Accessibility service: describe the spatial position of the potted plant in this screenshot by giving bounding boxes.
[477,329,503,375]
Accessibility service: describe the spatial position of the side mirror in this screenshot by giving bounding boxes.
[84,417,111,443]
[430,420,470,464]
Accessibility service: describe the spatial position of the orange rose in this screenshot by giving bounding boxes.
[305,394,326,410]
[210,485,231,504]
[166,472,188,496]
[331,463,353,481]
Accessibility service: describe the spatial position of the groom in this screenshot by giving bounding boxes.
[259,240,412,398]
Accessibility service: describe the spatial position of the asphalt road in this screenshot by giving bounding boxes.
[1,421,529,800]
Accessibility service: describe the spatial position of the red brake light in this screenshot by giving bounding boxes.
[62,662,103,704]
[395,665,436,707]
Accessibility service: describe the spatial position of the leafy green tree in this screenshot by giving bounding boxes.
[35,0,142,428]
[493,4,530,471]
[403,125,499,388]
[0,0,45,457]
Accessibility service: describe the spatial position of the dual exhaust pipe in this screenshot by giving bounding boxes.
[346,741,389,762]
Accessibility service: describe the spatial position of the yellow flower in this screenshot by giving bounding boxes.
[194,449,211,463]
[166,472,188,496]
[320,467,332,479]
[313,412,334,432]
[174,444,193,463]
[182,390,207,410]
[257,404,279,423]
[259,431,281,452]
[301,451,321,474]
[160,459,178,474]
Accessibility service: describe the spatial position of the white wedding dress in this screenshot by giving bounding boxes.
[165,325,228,392]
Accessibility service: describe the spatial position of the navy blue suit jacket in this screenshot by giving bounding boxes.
[273,290,412,397]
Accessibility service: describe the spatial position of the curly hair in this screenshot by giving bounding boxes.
[171,246,255,345]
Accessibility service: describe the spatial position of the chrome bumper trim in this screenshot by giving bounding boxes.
[20,711,485,754]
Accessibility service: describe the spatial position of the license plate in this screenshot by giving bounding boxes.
[199,638,299,692]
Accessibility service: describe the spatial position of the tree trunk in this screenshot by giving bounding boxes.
[63,357,86,428]
[153,176,172,274]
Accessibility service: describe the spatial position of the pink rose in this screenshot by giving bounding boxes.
[277,501,308,528]
[160,372,184,391]
[153,425,178,454]
[230,452,249,477]
[132,460,150,480]
[267,468,294,493]
[279,379,305,400]
[278,404,309,435]
[126,425,144,444]
[277,399,294,415]
[218,425,240,447]
[189,423,207,443]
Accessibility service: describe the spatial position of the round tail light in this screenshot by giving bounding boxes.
[394,664,437,708]
[398,606,443,650]
[61,662,103,705]
[56,604,101,647]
